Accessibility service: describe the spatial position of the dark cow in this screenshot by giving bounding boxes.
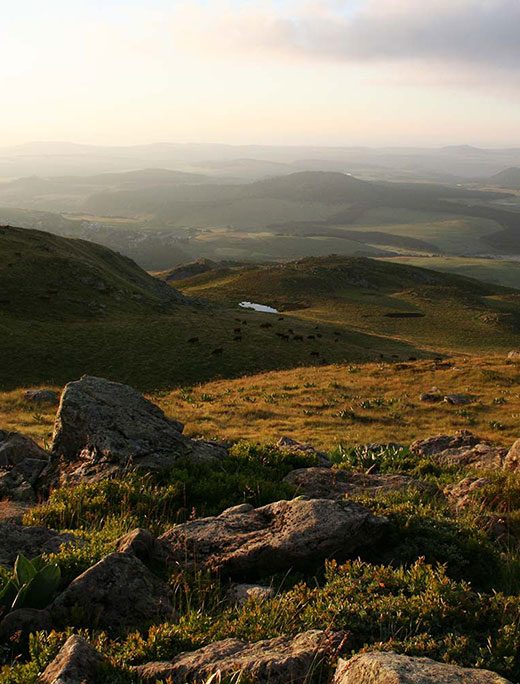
[211,348,224,356]
[188,337,200,344]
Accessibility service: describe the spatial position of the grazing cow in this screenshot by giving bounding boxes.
[260,322,273,329]
[307,335,315,340]
[211,348,224,356]
[293,335,304,341]
[333,331,342,336]
[408,356,417,361]
[278,316,285,321]
[310,351,320,357]
[233,336,242,342]
[188,337,199,344]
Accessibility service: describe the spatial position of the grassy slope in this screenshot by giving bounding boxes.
[0,227,430,390]
[176,255,520,356]
[4,356,519,450]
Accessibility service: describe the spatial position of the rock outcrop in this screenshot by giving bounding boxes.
[0,522,76,567]
[50,552,173,630]
[410,431,507,469]
[333,651,512,683]
[159,498,387,579]
[45,376,226,486]
[134,630,343,683]
[228,583,275,606]
[39,635,104,684]
[0,431,48,501]
[284,468,437,500]
[503,439,520,471]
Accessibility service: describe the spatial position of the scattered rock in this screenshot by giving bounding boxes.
[24,389,59,406]
[333,651,512,683]
[277,436,331,467]
[50,552,173,630]
[0,522,77,567]
[228,583,275,606]
[134,630,343,683]
[39,635,103,684]
[284,468,438,500]
[444,394,476,406]
[45,376,225,487]
[410,431,507,469]
[503,439,520,471]
[159,498,387,580]
[420,392,443,403]
[507,350,520,360]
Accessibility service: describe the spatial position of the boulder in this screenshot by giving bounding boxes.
[228,583,275,606]
[159,498,387,580]
[333,651,512,683]
[277,436,331,467]
[507,350,520,360]
[444,477,492,509]
[134,630,343,683]
[114,528,168,565]
[284,468,438,500]
[50,552,173,630]
[24,389,59,406]
[39,635,103,684]
[46,376,225,486]
[410,431,506,469]
[0,608,52,646]
[0,430,48,467]
[503,439,520,471]
[0,523,77,567]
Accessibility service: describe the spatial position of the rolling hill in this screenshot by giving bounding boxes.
[174,255,520,355]
[0,226,431,390]
[489,167,520,189]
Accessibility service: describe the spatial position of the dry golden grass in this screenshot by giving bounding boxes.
[1,356,519,451]
[153,355,520,449]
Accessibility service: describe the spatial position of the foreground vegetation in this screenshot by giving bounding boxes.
[3,436,520,682]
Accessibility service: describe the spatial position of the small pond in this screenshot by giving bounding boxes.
[239,301,279,314]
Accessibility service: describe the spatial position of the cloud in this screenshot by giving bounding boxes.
[173,0,520,80]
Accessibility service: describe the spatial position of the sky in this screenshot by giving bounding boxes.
[1,0,519,147]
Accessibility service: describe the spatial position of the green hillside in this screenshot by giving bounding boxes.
[176,255,520,354]
[0,227,430,390]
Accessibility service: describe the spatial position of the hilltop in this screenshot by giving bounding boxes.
[0,225,186,319]
[175,255,520,355]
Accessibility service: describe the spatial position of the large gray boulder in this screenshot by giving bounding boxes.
[46,376,225,486]
[333,651,512,683]
[159,498,387,580]
[410,431,506,469]
[0,522,76,567]
[284,468,437,500]
[39,635,103,684]
[49,552,173,630]
[134,630,343,683]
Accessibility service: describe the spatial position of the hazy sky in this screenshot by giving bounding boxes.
[1,0,519,147]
